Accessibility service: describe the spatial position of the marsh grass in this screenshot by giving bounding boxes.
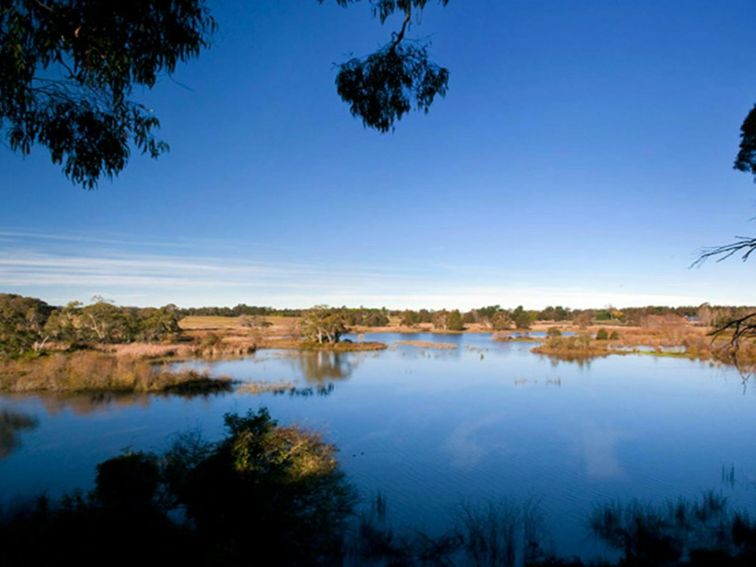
[532,334,611,361]
[0,351,233,394]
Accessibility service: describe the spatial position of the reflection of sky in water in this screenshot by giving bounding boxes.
[570,421,631,481]
[444,412,509,469]
[1,332,755,559]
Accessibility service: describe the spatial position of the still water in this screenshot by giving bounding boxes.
[1,333,755,557]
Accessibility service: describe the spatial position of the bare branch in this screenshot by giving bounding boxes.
[390,5,412,48]
[691,236,756,267]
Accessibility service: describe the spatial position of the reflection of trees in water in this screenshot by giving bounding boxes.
[15,386,234,419]
[38,393,152,416]
[545,355,593,370]
[354,492,756,566]
[290,351,358,384]
[0,409,39,459]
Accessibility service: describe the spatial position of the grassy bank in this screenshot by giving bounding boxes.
[531,331,756,368]
[0,351,234,394]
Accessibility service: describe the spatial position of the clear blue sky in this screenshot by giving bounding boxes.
[2,0,756,309]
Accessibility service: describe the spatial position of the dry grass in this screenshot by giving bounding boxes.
[180,315,299,333]
[531,335,611,361]
[179,316,248,330]
[105,343,196,359]
[100,338,256,361]
[0,351,233,394]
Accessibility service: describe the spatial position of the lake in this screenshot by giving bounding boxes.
[1,332,754,559]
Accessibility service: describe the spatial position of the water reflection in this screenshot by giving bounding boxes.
[571,421,630,480]
[289,351,358,383]
[39,393,152,416]
[542,355,594,369]
[0,409,38,459]
[1,333,755,561]
[444,413,508,469]
[9,386,234,419]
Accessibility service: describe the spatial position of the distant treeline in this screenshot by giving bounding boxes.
[397,304,756,330]
[177,305,304,318]
[179,303,756,329]
[176,303,756,329]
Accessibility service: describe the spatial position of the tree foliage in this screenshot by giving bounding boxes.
[327,0,450,132]
[735,104,756,176]
[300,305,349,344]
[511,305,536,330]
[0,0,217,188]
[336,42,448,133]
[44,296,181,345]
[1,0,454,187]
[0,293,53,356]
[445,309,464,331]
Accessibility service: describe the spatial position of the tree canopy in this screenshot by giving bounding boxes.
[1,0,451,188]
[6,1,752,193]
[327,0,450,133]
[0,0,216,188]
[735,104,756,176]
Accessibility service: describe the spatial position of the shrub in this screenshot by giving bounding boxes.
[596,328,609,341]
[446,310,465,331]
[0,409,357,567]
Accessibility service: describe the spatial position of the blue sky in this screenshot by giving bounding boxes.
[2,0,756,309]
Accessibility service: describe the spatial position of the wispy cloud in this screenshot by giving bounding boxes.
[0,229,746,308]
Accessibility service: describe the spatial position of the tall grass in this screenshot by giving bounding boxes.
[532,334,610,361]
[0,351,232,394]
